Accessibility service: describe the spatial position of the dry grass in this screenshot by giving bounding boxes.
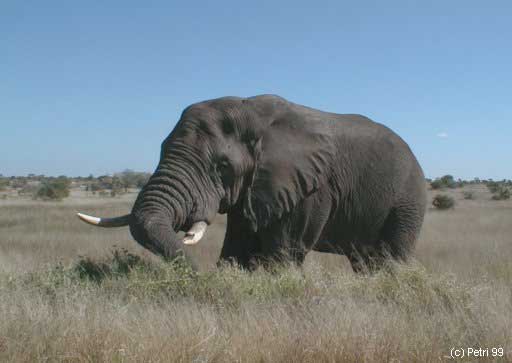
[0,185,511,362]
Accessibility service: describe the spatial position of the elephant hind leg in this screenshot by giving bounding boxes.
[379,204,424,261]
[348,205,424,274]
[347,247,386,274]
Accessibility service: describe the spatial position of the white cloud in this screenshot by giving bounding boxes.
[437,132,449,138]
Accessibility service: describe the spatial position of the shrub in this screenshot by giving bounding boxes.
[72,248,153,282]
[111,176,124,196]
[491,187,510,201]
[432,194,455,210]
[430,175,457,190]
[115,169,151,190]
[9,177,28,189]
[17,183,39,197]
[440,175,456,188]
[453,179,465,188]
[88,183,102,192]
[463,191,474,200]
[487,181,500,194]
[35,177,70,200]
[0,178,8,191]
[430,180,443,190]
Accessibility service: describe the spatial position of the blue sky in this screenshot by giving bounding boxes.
[1,1,511,179]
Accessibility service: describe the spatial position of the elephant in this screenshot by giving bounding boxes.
[78,94,427,272]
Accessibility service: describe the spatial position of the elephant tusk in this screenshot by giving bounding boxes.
[77,212,131,227]
[182,221,208,245]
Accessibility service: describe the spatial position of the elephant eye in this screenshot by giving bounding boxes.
[217,160,230,173]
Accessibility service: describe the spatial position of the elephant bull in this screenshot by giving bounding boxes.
[78,95,426,272]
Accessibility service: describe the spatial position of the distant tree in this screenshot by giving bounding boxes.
[35,176,70,201]
[456,178,466,188]
[431,175,458,190]
[114,169,150,191]
[0,177,8,191]
[486,181,500,194]
[430,179,443,190]
[97,175,114,190]
[440,175,456,188]
[135,173,150,188]
[10,177,27,189]
[491,187,511,201]
[110,176,124,197]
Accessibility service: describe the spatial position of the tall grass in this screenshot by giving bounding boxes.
[1,250,510,362]
[1,185,511,361]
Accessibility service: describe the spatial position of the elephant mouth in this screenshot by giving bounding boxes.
[76,212,208,246]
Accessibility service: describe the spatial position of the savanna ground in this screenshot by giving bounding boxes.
[0,185,511,362]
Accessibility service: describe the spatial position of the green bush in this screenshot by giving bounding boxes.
[486,181,500,194]
[430,175,457,190]
[35,177,70,201]
[111,176,124,196]
[491,187,510,201]
[432,194,455,210]
[430,180,443,190]
[29,249,307,305]
[115,169,151,190]
[72,248,153,282]
[0,178,8,191]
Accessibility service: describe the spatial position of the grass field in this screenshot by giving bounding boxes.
[1,185,511,362]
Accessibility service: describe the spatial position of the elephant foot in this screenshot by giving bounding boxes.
[348,249,387,274]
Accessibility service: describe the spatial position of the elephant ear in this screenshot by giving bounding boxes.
[243,118,333,231]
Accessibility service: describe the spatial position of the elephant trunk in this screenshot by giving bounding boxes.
[128,154,211,258]
[77,152,212,259]
[129,210,181,258]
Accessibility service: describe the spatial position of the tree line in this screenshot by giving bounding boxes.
[429,175,511,210]
[1,172,510,202]
[0,170,151,201]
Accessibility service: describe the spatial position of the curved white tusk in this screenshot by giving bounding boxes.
[77,212,131,227]
[182,221,208,245]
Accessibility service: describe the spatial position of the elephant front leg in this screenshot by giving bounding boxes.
[252,245,307,270]
[218,239,261,269]
[255,221,309,268]
[218,211,261,269]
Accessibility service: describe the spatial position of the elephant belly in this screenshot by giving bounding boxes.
[311,209,387,255]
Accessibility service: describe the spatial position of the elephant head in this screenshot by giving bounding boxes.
[77,95,332,260]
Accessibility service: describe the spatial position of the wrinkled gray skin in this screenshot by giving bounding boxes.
[129,94,426,272]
